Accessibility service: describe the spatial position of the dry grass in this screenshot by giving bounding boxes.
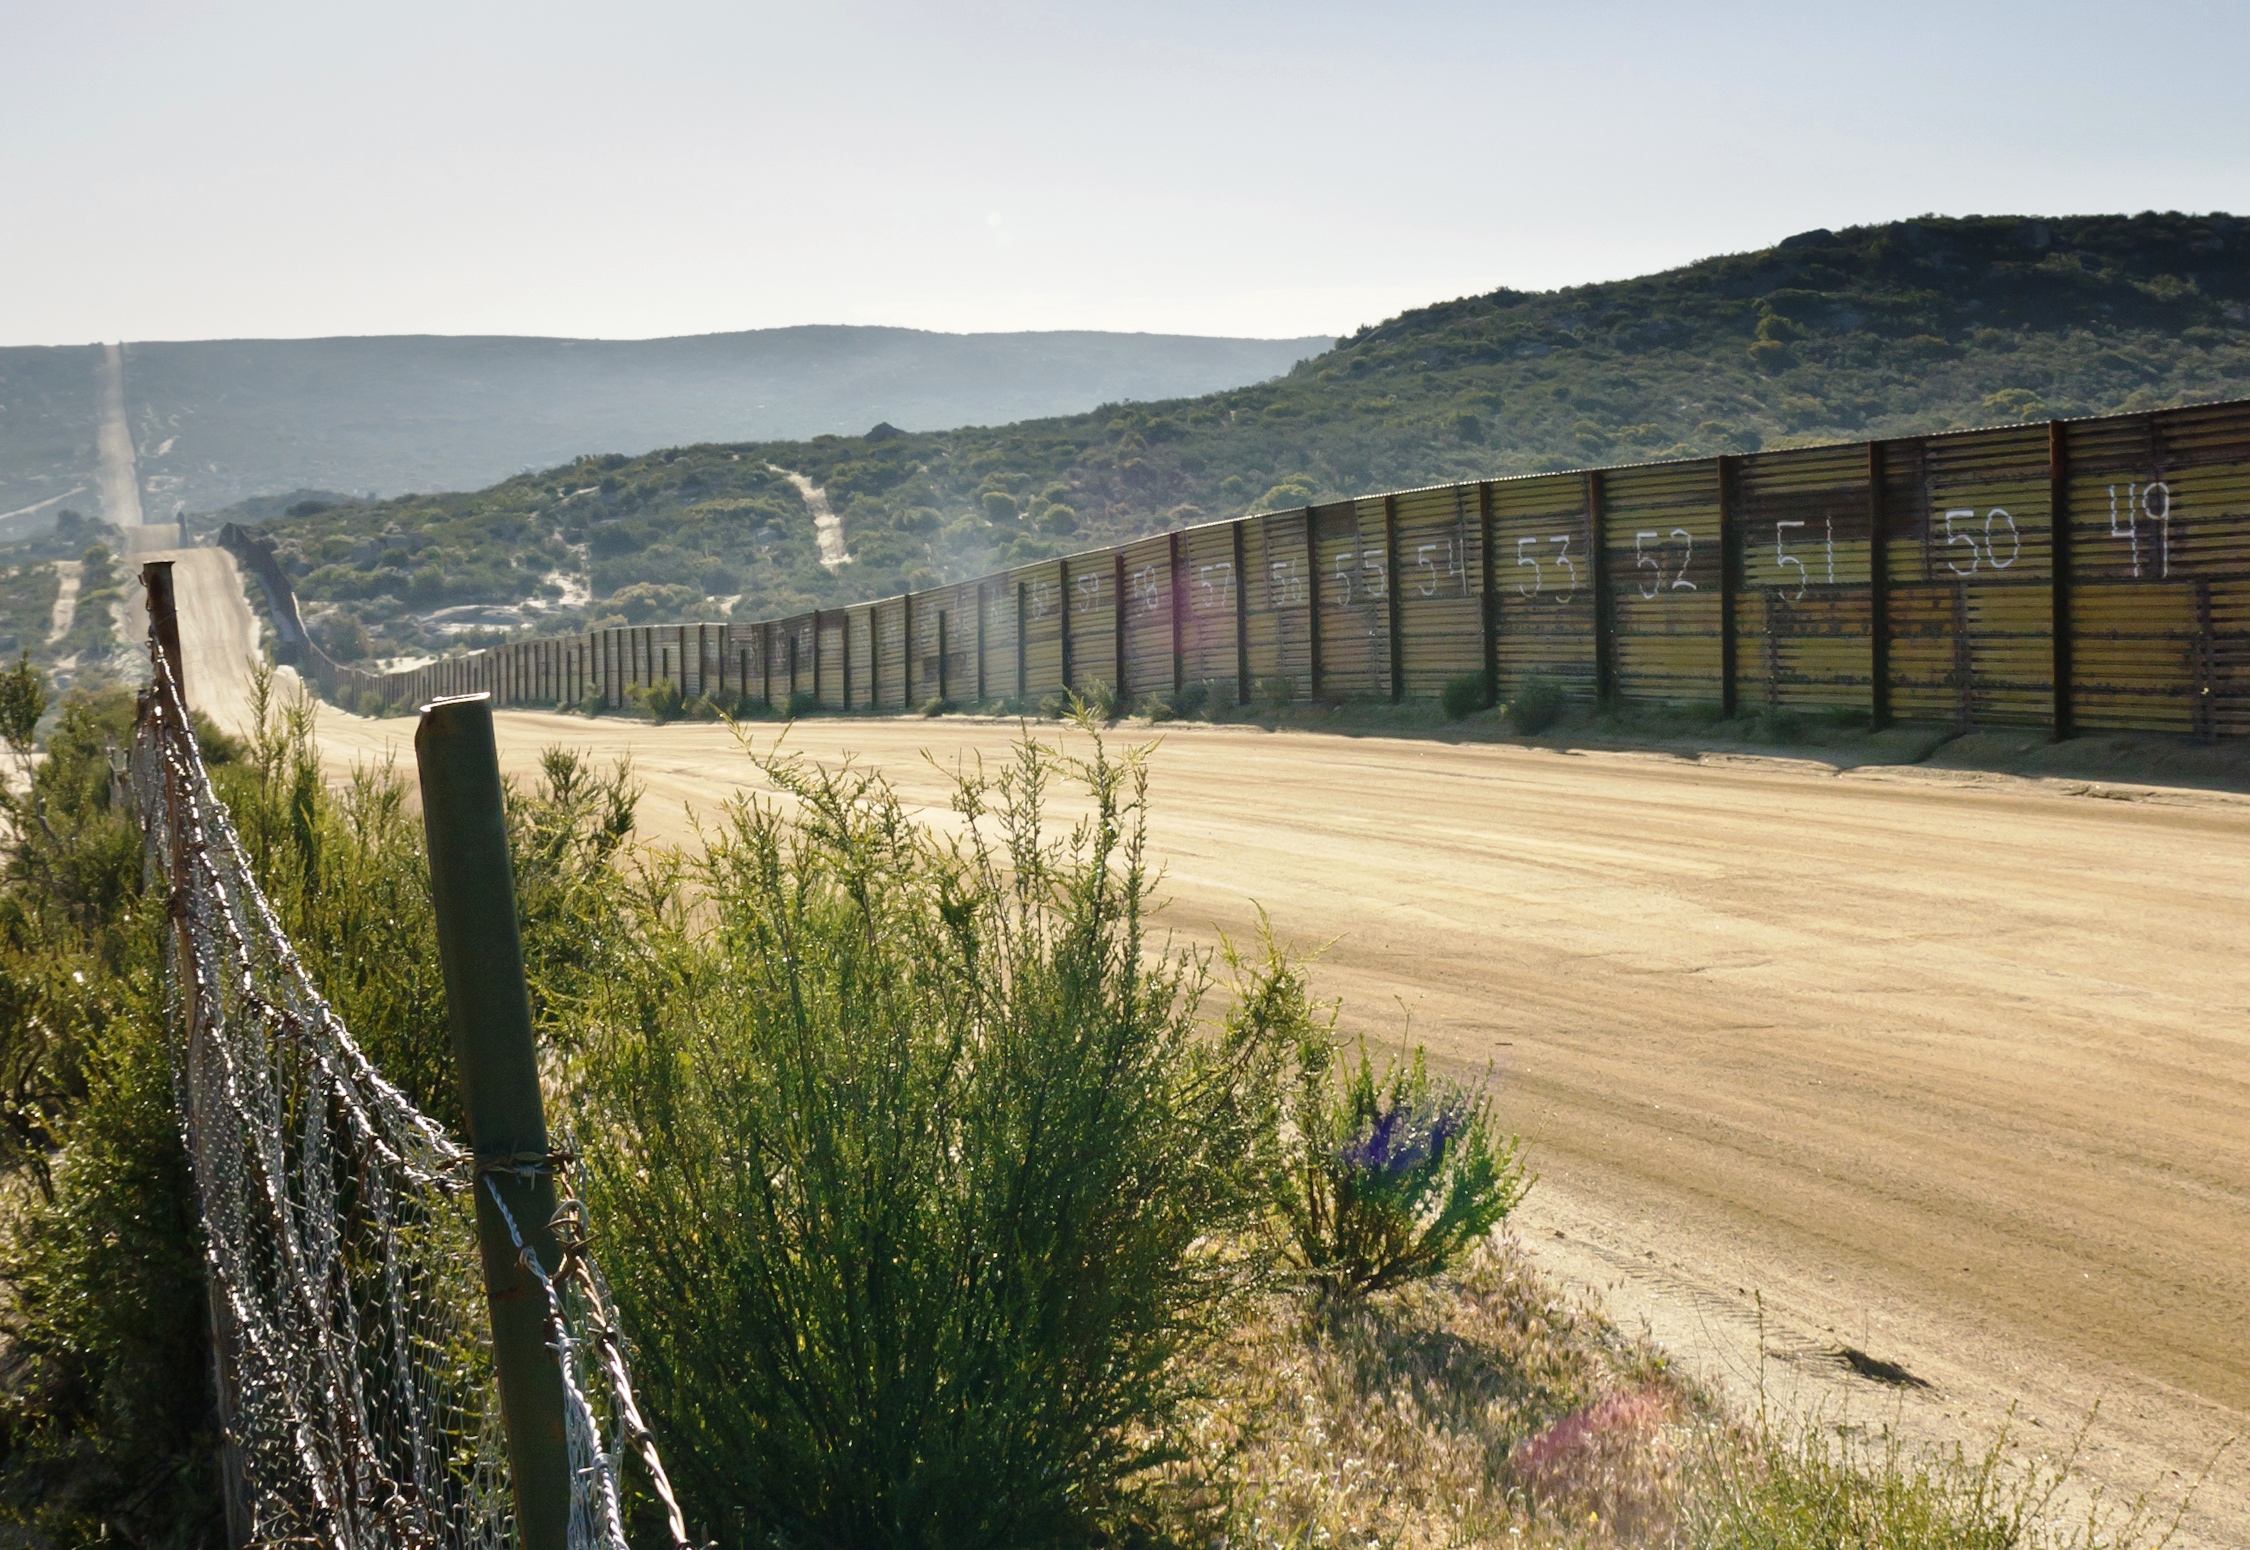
[1148,1237,1696,1548]
[1140,1238,2208,1550]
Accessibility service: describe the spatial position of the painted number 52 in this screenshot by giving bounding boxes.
[1633,529,1698,598]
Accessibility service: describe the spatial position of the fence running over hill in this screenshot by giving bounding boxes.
[132,608,686,1549]
[281,398,2250,737]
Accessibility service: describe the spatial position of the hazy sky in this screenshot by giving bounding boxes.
[6,1,2248,347]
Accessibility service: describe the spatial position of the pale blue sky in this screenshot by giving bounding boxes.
[5,1,2246,346]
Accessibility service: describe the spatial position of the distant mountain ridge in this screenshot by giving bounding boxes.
[0,325,1327,524]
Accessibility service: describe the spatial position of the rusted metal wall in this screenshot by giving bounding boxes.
[1489,472,1595,700]
[367,398,2250,741]
[1605,461,1724,705]
[1391,484,1483,700]
[1061,552,1118,692]
[1247,510,1314,700]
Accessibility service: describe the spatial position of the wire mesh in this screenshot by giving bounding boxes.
[131,627,684,1550]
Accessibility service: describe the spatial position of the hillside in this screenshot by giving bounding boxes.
[0,327,1326,525]
[241,212,2250,665]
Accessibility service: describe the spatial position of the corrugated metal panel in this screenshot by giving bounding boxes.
[977,582,1014,702]
[816,613,846,708]
[1736,442,1873,713]
[1063,554,1118,691]
[1179,521,1241,696]
[1312,501,1385,701]
[1391,485,1483,699]
[1014,561,1065,696]
[1247,510,1314,700]
[1489,473,1595,700]
[1120,534,1173,700]
[1605,461,1723,705]
[944,583,977,701]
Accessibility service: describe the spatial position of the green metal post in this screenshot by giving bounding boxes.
[414,693,570,1550]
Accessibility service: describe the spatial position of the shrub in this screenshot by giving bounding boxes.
[1282,1032,1530,1297]
[572,738,1294,1549]
[1440,671,1489,721]
[576,690,608,717]
[1256,675,1297,714]
[634,677,686,723]
[918,695,955,716]
[785,689,819,718]
[1146,680,1211,723]
[1506,676,1565,735]
[1043,681,1118,723]
[1756,707,1808,743]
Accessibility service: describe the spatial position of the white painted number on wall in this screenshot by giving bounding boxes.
[1515,534,1581,601]
[1075,573,1102,612]
[1940,508,2021,576]
[1633,529,1699,598]
[1027,580,1053,619]
[1270,557,1308,606]
[1134,564,1164,613]
[2107,482,2172,578]
[1194,560,1236,612]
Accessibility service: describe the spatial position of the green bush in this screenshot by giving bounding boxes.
[785,689,820,718]
[1041,681,1118,723]
[634,677,686,723]
[571,738,1294,1549]
[576,690,608,716]
[918,694,955,716]
[1756,707,1808,743]
[1282,1033,1529,1297]
[1256,675,1297,713]
[1439,671,1489,721]
[1506,676,1565,735]
[1146,679,1211,723]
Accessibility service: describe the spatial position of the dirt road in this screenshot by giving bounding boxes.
[173,552,2250,1541]
[95,344,144,530]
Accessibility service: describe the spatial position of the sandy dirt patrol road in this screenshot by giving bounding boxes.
[149,548,2250,1542]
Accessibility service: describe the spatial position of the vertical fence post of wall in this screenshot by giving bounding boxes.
[1168,532,1185,692]
[1015,583,1028,700]
[1477,484,1499,707]
[937,612,949,703]
[414,694,572,1550]
[1383,495,1404,702]
[1869,442,1892,730]
[1059,570,1074,691]
[1232,521,1251,704]
[1112,552,1128,700]
[901,595,914,706]
[978,584,991,702]
[1586,470,1615,704]
[1303,508,1325,704]
[2049,419,2075,741]
[1716,457,1739,719]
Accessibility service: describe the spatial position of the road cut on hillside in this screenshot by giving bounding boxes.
[168,548,2250,1545]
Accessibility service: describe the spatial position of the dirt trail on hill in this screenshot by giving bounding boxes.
[168,559,2250,1543]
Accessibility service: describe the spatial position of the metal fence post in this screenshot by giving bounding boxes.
[414,694,570,1550]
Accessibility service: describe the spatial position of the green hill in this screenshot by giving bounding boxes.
[243,212,2250,665]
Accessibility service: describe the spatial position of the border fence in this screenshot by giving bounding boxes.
[257,396,2250,739]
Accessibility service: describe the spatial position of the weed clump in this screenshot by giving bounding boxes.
[1282,1032,1529,1297]
[1440,670,1490,721]
[1507,675,1566,735]
[1146,679,1212,722]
